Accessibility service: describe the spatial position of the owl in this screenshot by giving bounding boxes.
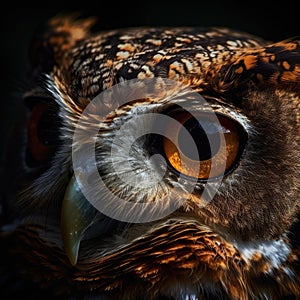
[0,15,300,300]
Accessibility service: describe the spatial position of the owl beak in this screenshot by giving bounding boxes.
[61,174,97,266]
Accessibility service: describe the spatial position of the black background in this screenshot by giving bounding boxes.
[0,1,299,185]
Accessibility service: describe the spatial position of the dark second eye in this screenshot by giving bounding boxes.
[27,101,60,164]
[163,111,247,180]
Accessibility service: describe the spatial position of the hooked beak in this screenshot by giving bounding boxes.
[61,174,96,265]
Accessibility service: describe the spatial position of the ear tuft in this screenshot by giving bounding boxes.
[29,13,97,72]
[216,37,300,91]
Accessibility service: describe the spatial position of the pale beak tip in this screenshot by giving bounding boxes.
[69,248,79,266]
[62,233,80,266]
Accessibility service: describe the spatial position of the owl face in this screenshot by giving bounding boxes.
[1,15,300,300]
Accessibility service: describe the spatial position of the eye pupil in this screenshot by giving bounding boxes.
[37,109,60,146]
[178,117,220,161]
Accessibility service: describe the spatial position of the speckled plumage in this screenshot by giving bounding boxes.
[1,15,300,300]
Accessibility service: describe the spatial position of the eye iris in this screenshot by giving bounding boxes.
[219,116,241,172]
[178,117,220,161]
[163,112,244,180]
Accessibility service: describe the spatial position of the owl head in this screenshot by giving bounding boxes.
[1,15,300,300]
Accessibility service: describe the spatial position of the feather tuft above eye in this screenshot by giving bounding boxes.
[215,37,300,92]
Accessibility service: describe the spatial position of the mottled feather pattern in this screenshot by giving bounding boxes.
[218,37,300,91]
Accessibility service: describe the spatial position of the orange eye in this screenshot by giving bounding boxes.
[27,102,59,164]
[163,112,245,179]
